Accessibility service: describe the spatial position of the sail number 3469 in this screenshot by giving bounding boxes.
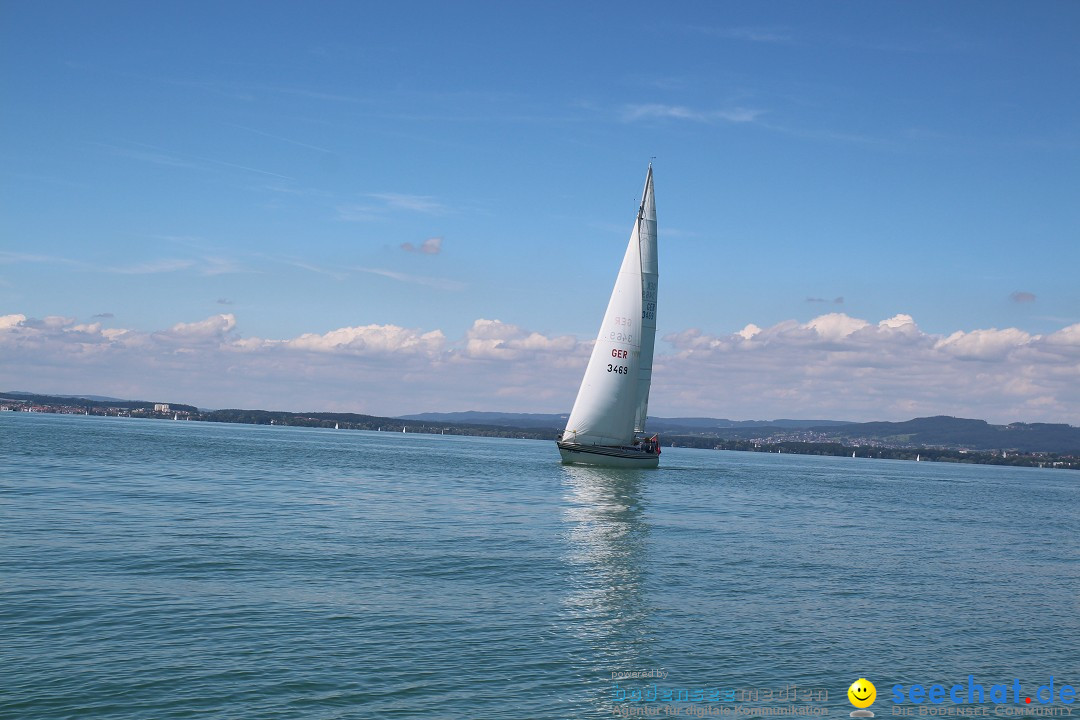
[608,348,629,372]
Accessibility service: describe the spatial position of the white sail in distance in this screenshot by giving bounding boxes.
[563,166,658,447]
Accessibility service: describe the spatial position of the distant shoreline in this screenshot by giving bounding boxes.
[4,392,1077,471]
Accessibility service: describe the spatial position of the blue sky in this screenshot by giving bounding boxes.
[2,1,1078,423]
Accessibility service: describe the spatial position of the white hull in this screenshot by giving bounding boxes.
[557,442,660,468]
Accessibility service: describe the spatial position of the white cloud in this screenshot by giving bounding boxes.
[39,315,77,329]
[1,311,1077,424]
[461,319,582,361]
[1043,323,1080,348]
[282,324,445,356]
[738,324,762,340]
[803,312,869,340]
[879,314,916,329]
[167,314,237,338]
[621,104,763,124]
[660,314,1080,423]
[934,327,1034,361]
[0,313,27,330]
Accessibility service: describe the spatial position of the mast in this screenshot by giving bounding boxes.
[633,164,657,433]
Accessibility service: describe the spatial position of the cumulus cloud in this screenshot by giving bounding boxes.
[1,311,1078,423]
[167,314,237,338]
[804,312,869,340]
[0,313,27,330]
[661,313,1080,423]
[934,327,1032,361]
[400,237,443,255]
[0,313,584,414]
[879,314,915,329]
[282,324,445,356]
[738,324,762,340]
[461,319,581,361]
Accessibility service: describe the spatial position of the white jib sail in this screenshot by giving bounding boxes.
[563,166,657,447]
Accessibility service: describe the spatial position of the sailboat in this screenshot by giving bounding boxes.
[557,165,660,468]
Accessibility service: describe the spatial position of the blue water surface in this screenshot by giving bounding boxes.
[2,413,1077,719]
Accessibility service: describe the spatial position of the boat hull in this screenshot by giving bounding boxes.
[556,442,660,468]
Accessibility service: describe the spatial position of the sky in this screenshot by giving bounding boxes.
[2,1,1078,424]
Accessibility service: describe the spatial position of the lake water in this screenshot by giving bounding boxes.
[2,412,1077,719]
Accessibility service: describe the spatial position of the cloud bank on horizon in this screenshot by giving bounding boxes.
[2,311,1077,425]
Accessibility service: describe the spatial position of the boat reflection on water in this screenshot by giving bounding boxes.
[559,465,657,701]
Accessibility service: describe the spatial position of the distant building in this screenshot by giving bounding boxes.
[154,403,170,412]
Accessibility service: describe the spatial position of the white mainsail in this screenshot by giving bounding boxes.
[563,165,657,447]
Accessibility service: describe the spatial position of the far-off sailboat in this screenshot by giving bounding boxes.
[557,165,660,468]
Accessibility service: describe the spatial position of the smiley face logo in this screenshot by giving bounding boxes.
[848,678,876,709]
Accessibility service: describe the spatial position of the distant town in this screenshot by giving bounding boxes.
[4,391,1078,470]
[5,401,195,419]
